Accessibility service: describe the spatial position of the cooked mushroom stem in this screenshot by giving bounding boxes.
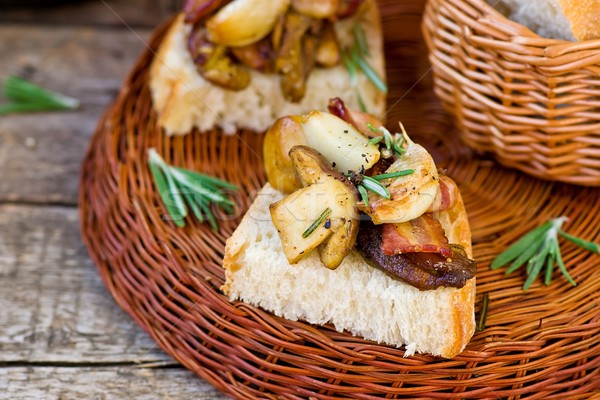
[188,27,251,90]
[275,11,314,102]
[202,45,251,90]
[316,23,341,67]
[319,217,359,269]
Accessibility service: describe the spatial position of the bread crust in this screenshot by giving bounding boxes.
[433,179,476,356]
[559,0,600,41]
[150,1,386,135]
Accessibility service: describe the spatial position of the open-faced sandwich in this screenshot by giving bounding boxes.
[223,98,477,358]
[149,0,386,135]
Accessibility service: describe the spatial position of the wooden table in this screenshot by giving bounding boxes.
[0,2,226,398]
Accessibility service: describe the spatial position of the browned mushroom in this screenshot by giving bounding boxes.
[315,22,341,67]
[275,11,313,102]
[187,25,250,90]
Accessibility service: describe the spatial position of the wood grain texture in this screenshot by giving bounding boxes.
[0,366,226,399]
[0,0,180,28]
[0,204,170,363]
[0,25,152,204]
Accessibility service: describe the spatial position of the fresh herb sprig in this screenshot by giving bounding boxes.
[341,24,388,112]
[347,169,414,206]
[0,75,80,115]
[148,148,238,229]
[491,216,599,290]
[367,123,407,158]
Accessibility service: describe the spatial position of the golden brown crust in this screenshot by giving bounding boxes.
[443,277,476,358]
[559,0,600,41]
[435,178,476,357]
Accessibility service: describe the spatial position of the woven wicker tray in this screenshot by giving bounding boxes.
[79,3,600,398]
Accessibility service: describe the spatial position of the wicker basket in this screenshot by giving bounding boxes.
[422,0,600,186]
[80,2,600,398]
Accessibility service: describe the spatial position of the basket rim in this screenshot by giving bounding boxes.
[438,0,600,47]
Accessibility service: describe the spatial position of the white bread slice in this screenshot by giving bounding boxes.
[489,0,600,41]
[150,0,386,135]
[222,183,475,358]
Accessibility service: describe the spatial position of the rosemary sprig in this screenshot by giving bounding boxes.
[0,75,80,115]
[341,49,367,112]
[341,24,388,112]
[346,170,414,207]
[367,123,406,158]
[361,175,390,199]
[148,148,237,229]
[491,216,599,290]
[302,208,333,238]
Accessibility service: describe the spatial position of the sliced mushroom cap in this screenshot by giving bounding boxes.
[300,110,380,173]
[270,146,359,269]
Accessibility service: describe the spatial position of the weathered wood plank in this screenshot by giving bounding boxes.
[0,0,180,28]
[0,366,226,399]
[0,204,171,363]
[0,25,152,204]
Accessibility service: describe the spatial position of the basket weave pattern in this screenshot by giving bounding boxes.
[422,0,600,186]
[80,3,600,398]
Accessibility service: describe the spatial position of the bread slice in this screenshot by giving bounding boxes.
[149,0,386,135]
[223,183,475,358]
[489,0,600,41]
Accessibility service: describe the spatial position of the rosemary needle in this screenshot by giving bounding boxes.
[361,176,391,199]
[371,170,415,181]
[302,208,333,238]
[148,148,238,229]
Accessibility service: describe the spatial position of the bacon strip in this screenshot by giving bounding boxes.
[381,213,452,258]
[427,175,458,212]
[183,0,224,24]
[327,97,383,138]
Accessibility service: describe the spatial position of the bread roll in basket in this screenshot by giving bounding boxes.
[423,0,600,186]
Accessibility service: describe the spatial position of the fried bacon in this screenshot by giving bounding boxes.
[381,213,453,258]
[336,0,364,19]
[183,0,225,24]
[427,175,458,213]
